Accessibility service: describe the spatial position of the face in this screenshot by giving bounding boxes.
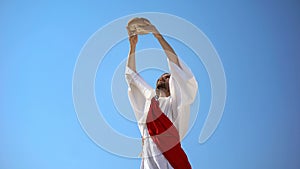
[156,73,171,95]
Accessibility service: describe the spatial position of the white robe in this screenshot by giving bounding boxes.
[125,59,198,169]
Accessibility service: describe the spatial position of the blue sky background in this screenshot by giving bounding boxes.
[1,0,300,169]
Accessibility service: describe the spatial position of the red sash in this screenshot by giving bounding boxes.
[146,97,192,169]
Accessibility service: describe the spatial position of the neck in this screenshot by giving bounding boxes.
[156,89,170,98]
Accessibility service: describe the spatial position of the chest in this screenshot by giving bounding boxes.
[158,97,176,122]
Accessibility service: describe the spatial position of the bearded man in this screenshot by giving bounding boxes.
[125,18,198,169]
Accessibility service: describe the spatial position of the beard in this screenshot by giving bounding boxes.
[156,81,170,91]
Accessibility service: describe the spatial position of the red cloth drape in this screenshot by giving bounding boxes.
[146,97,192,169]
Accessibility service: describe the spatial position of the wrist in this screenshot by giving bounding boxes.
[154,33,162,39]
[130,45,136,50]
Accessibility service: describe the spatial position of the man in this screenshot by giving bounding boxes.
[125,22,198,169]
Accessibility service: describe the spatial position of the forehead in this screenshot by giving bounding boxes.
[160,73,170,78]
[157,73,171,82]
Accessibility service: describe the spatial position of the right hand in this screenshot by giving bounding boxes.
[129,35,138,47]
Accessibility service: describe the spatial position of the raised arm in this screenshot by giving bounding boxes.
[127,35,138,72]
[153,32,181,68]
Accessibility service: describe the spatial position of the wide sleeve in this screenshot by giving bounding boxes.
[168,58,198,139]
[125,66,155,121]
[168,59,198,107]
